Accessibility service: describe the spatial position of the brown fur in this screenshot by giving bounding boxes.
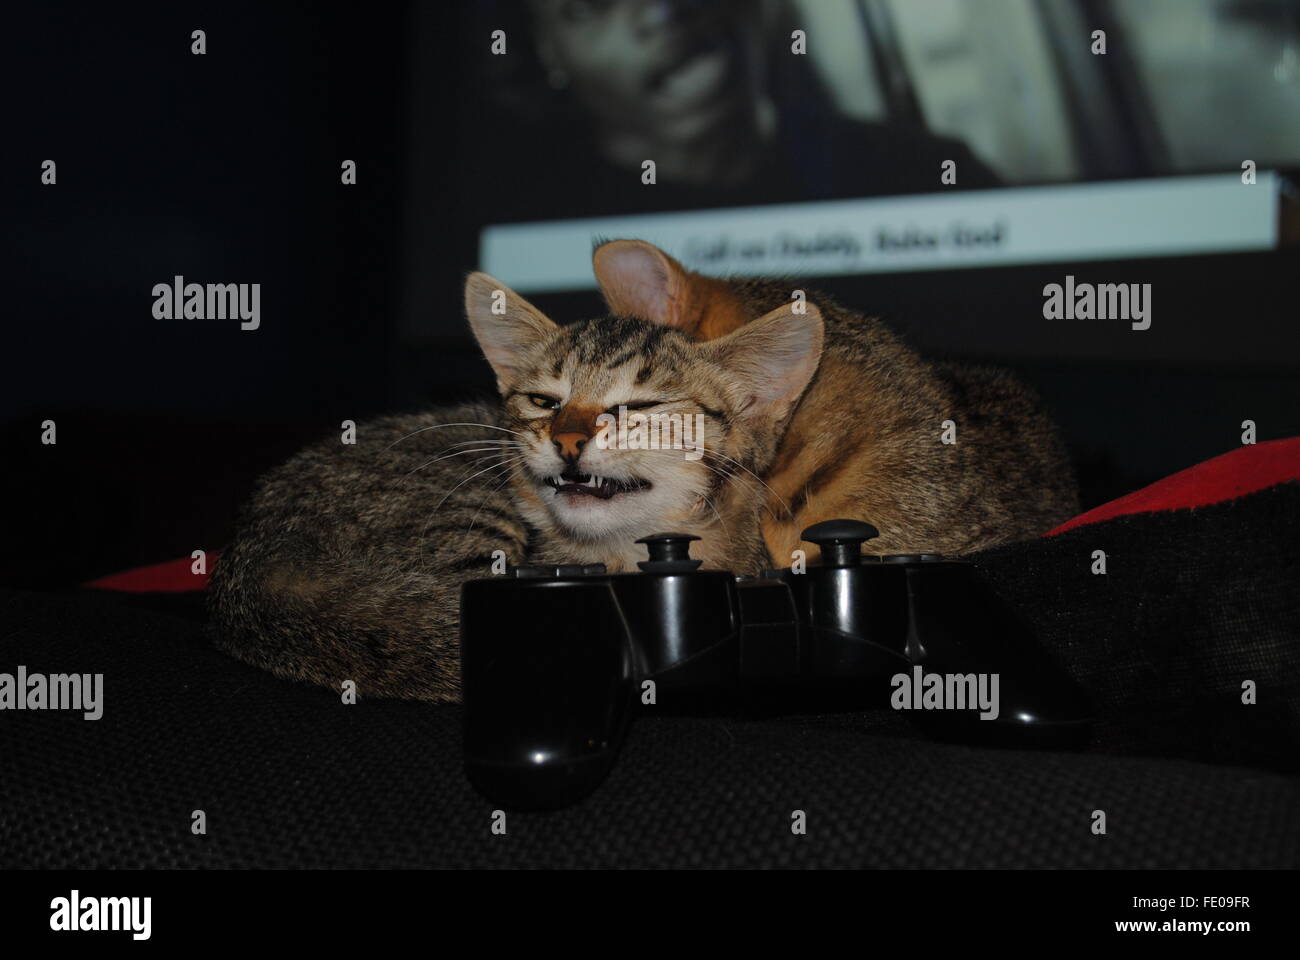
[730,277,1077,561]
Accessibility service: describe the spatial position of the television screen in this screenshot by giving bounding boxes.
[408,0,1300,298]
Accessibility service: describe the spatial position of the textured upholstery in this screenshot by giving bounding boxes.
[3,483,1297,868]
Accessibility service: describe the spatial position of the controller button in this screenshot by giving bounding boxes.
[635,532,703,572]
[800,518,880,567]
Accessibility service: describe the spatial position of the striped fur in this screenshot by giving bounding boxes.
[208,402,527,701]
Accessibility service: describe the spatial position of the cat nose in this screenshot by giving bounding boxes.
[552,432,588,463]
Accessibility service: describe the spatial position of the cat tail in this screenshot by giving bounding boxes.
[207,401,529,703]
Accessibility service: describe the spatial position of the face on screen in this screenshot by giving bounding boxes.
[529,0,765,143]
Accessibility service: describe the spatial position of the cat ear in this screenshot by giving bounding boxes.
[592,240,690,328]
[593,239,752,340]
[702,302,824,422]
[464,272,559,392]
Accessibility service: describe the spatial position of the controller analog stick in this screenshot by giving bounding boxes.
[636,533,703,573]
[800,519,880,567]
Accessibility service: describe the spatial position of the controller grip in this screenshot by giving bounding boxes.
[460,578,636,810]
[903,565,1092,746]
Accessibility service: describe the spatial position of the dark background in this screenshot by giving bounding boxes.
[2,1,1298,589]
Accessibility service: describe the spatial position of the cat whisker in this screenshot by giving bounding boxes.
[467,462,524,533]
[693,459,764,517]
[700,491,727,536]
[694,458,786,522]
[387,422,527,448]
[420,456,526,545]
[435,438,521,451]
[440,453,521,490]
[405,445,522,477]
[429,456,525,517]
[699,449,793,519]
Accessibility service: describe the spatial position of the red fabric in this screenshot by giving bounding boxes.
[1047,437,1300,536]
[85,552,219,593]
[82,438,1300,592]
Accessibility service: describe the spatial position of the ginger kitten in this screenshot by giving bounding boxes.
[209,240,1076,701]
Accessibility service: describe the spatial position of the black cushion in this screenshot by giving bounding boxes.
[3,476,1300,872]
[975,481,1300,775]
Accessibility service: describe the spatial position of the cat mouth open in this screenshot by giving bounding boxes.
[544,469,652,501]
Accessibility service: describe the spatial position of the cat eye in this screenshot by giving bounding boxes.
[616,399,675,412]
[526,393,561,411]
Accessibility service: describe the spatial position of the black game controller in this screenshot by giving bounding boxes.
[459,520,1091,810]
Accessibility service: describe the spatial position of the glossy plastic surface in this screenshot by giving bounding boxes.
[801,518,880,566]
[896,559,1092,746]
[460,576,635,811]
[459,519,1094,810]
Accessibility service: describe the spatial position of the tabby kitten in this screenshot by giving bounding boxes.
[209,240,1077,702]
